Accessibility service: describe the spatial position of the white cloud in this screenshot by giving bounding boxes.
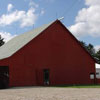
[0,7,38,28]
[7,4,13,12]
[69,22,89,38]
[69,0,100,38]
[95,45,100,52]
[0,32,16,42]
[20,8,37,27]
[85,0,100,6]
[29,1,39,8]
[0,1,40,42]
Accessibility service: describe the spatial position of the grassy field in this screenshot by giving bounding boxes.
[52,84,100,88]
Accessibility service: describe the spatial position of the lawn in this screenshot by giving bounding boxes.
[52,84,100,88]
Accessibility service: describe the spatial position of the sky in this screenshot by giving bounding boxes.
[0,0,100,51]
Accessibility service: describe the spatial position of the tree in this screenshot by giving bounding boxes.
[95,49,100,64]
[87,44,95,56]
[0,35,5,46]
[80,41,87,48]
[80,41,95,56]
[80,41,100,64]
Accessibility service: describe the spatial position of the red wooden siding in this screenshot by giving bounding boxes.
[0,20,96,87]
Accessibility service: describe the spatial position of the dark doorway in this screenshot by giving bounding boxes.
[0,66,9,89]
[43,69,49,85]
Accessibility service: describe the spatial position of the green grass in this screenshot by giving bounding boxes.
[51,85,100,88]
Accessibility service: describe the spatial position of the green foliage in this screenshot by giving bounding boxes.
[95,50,100,64]
[80,41,100,64]
[87,44,95,55]
[0,35,5,47]
[52,84,100,88]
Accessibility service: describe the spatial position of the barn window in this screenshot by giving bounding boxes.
[90,73,94,79]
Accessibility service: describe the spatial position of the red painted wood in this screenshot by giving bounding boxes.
[0,20,96,86]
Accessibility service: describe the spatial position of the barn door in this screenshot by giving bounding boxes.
[43,69,49,85]
[0,66,9,89]
[36,69,50,86]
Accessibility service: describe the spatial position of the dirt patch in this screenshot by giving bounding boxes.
[0,87,100,100]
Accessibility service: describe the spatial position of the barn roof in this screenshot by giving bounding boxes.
[0,20,55,60]
[0,20,97,63]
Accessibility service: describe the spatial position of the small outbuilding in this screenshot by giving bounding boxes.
[95,63,100,84]
[0,20,97,88]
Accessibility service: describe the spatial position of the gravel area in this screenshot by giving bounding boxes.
[0,87,100,100]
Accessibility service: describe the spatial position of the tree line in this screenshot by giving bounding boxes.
[0,35,99,64]
[80,41,100,64]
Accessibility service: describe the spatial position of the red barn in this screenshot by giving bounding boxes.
[0,20,96,88]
